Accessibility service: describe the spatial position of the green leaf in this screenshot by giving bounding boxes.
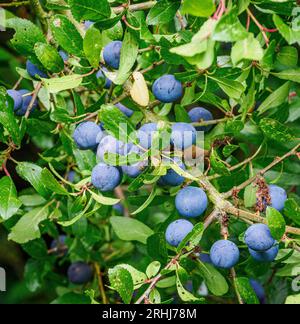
[6,18,46,62]
[50,15,83,57]
[238,0,250,14]
[239,80,256,120]
[108,266,133,304]
[8,205,49,244]
[0,176,22,220]
[99,104,136,141]
[197,261,229,296]
[114,29,139,85]
[231,34,264,66]
[273,69,300,84]
[46,0,69,10]
[185,38,215,70]
[213,8,249,42]
[24,259,51,292]
[103,151,146,167]
[273,14,300,45]
[132,186,158,215]
[85,289,100,304]
[285,294,300,304]
[16,162,51,198]
[94,14,124,31]
[87,188,120,206]
[244,185,258,208]
[284,199,300,226]
[83,27,102,69]
[266,207,286,240]
[182,0,215,17]
[210,148,231,176]
[177,222,204,252]
[40,168,69,195]
[22,239,48,259]
[261,40,276,70]
[235,277,259,304]
[149,288,161,304]
[223,144,239,157]
[146,0,181,26]
[0,90,21,145]
[73,148,96,171]
[259,118,295,143]
[69,0,111,22]
[176,270,201,302]
[116,264,147,289]
[110,216,154,244]
[147,232,169,263]
[34,42,64,73]
[175,104,191,122]
[58,199,94,227]
[42,74,83,93]
[169,163,199,182]
[209,76,245,100]
[275,46,298,69]
[52,292,90,304]
[146,261,161,278]
[170,19,216,58]
[258,82,290,115]
[224,120,244,134]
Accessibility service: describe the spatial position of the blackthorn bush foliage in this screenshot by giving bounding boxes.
[0,0,300,305]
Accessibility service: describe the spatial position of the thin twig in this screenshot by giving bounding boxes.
[113,1,157,15]
[208,143,264,180]
[13,76,23,90]
[135,253,181,304]
[192,117,229,128]
[247,8,271,46]
[139,59,165,74]
[223,143,300,198]
[29,0,48,32]
[230,268,244,304]
[1,162,11,177]
[25,81,42,118]
[0,1,29,7]
[94,263,108,304]
[114,187,130,217]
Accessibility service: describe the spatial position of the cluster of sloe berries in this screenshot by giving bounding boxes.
[6,50,68,116]
[165,184,287,270]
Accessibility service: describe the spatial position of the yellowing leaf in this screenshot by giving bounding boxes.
[130,72,149,107]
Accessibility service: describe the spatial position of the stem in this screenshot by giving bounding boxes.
[113,1,157,15]
[230,268,244,304]
[114,187,130,217]
[192,117,229,128]
[25,81,42,119]
[247,8,271,46]
[213,0,226,20]
[1,162,11,177]
[139,59,165,74]
[29,0,48,32]
[246,13,250,31]
[122,16,141,31]
[0,1,29,7]
[227,205,300,236]
[208,143,264,180]
[135,253,181,304]
[13,76,23,90]
[94,263,108,304]
[196,164,300,236]
[223,143,300,198]
[204,209,219,229]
